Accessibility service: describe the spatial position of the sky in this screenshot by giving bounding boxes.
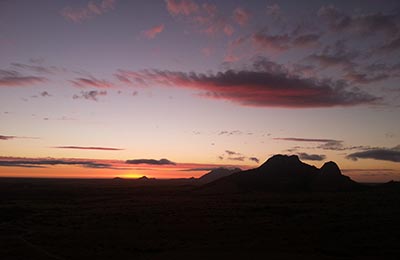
[1,0,400,182]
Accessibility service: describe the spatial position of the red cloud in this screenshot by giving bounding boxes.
[61,0,116,23]
[233,7,250,26]
[115,60,379,108]
[142,24,165,39]
[166,0,198,16]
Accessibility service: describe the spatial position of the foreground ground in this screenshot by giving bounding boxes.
[0,178,399,260]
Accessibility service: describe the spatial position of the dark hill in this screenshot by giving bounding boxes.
[202,154,360,193]
[197,167,241,184]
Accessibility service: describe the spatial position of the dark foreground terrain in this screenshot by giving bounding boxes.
[1,178,399,260]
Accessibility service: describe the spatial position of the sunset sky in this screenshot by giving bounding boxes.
[1,0,400,182]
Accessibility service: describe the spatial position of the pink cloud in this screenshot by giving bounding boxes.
[0,70,47,87]
[223,54,240,62]
[142,24,165,39]
[165,0,198,16]
[70,77,114,88]
[203,20,234,36]
[223,24,234,36]
[233,7,250,26]
[61,0,116,23]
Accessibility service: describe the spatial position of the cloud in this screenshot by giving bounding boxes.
[266,4,281,19]
[201,47,213,57]
[70,77,114,88]
[220,150,258,164]
[292,33,320,48]
[249,157,260,163]
[181,167,220,172]
[233,7,250,26]
[379,36,400,53]
[52,146,124,151]
[61,0,116,23]
[202,18,234,36]
[0,135,16,140]
[274,137,352,151]
[318,5,399,36]
[11,62,66,75]
[225,150,238,156]
[306,40,357,70]
[274,137,341,143]
[73,90,107,101]
[116,59,379,108]
[297,152,326,161]
[219,130,243,136]
[344,71,389,84]
[239,29,321,53]
[229,156,246,161]
[166,1,234,37]
[165,0,198,16]
[346,146,400,163]
[0,158,115,169]
[252,32,290,52]
[0,134,38,141]
[0,69,47,87]
[126,158,176,165]
[40,91,51,97]
[142,24,165,39]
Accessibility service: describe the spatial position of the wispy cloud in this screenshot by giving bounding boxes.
[0,157,116,169]
[165,0,198,16]
[218,130,250,136]
[274,137,346,151]
[0,69,47,87]
[252,32,291,52]
[378,36,400,53]
[0,134,38,141]
[233,7,250,26]
[61,0,116,23]
[70,77,114,88]
[11,62,66,75]
[142,24,165,39]
[52,146,124,151]
[165,1,235,37]
[306,40,357,70]
[266,3,282,19]
[274,137,341,143]
[318,5,399,37]
[0,135,17,140]
[126,158,176,165]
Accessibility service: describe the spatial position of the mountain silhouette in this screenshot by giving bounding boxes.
[197,167,241,184]
[202,154,360,192]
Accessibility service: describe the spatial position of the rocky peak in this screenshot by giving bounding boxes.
[320,161,342,176]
